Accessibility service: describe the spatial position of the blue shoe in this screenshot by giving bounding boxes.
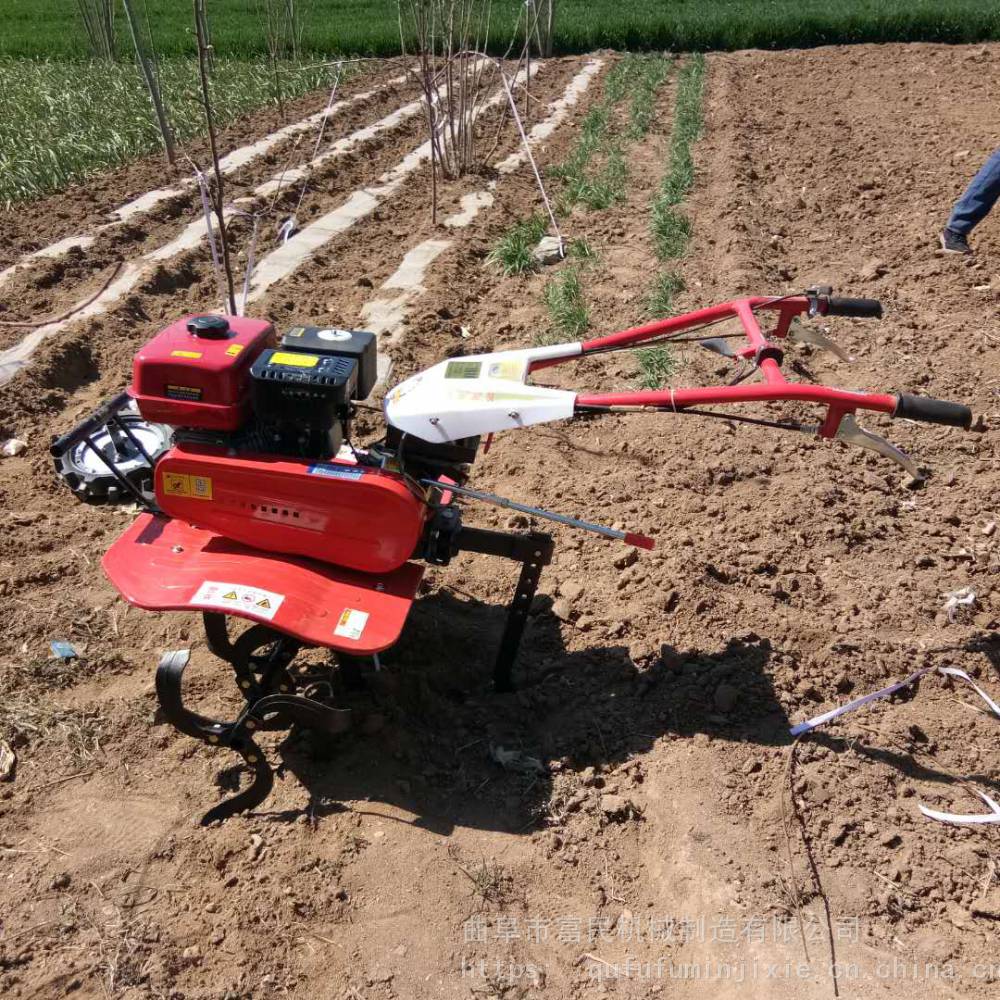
[940,228,973,254]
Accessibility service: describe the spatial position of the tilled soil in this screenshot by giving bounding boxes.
[1,44,999,1000]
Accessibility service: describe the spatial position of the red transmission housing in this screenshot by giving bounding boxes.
[155,444,428,575]
[131,314,274,430]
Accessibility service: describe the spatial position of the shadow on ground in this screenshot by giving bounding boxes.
[203,593,1000,834]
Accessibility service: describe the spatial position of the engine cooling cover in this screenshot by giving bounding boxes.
[155,444,428,574]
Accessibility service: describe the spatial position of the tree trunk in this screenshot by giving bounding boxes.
[121,0,175,165]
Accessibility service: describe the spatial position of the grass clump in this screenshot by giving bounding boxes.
[650,54,705,261]
[647,270,685,318]
[623,53,673,140]
[487,215,548,276]
[541,266,589,343]
[568,237,598,262]
[651,205,692,261]
[553,52,672,214]
[634,346,678,390]
[0,663,106,767]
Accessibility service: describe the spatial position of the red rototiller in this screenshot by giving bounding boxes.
[53,288,971,821]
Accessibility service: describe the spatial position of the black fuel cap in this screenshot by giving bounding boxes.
[186,315,231,339]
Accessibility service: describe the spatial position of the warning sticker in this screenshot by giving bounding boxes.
[307,463,363,481]
[165,384,203,401]
[190,581,285,621]
[162,472,190,497]
[334,608,369,641]
[170,350,203,359]
[285,326,305,338]
[225,343,245,357]
[162,472,213,500]
[271,351,319,368]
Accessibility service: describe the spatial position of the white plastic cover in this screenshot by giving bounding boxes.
[384,344,580,443]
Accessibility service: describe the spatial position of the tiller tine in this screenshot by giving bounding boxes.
[154,633,352,825]
[831,413,921,480]
[698,337,738,358]
[787,318,854,362]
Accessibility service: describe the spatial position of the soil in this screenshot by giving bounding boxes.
[1,43,999,1000]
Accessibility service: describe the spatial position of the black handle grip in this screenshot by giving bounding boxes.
[50,391,132,458]
[894,393,972,429]
[824,297,883,319]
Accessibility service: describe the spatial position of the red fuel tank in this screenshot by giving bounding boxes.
[132,315,274,430]
[155,445,428,574]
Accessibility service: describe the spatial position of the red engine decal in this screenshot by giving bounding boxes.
[156,445,427,575]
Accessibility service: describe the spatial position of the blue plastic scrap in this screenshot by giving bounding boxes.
[50,640,78,660]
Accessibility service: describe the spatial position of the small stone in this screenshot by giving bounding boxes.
[575,614,594,631]
[880,829,902,848]
[552,598,573,621]
[858,259,888,281]
[532,235,565,265]
[182,945,202,964]
[0,439,26,457]
[559,580,585,603]
[50,872,71,890]
[600,793,640,820]
[0,742,16,782]
[947,902,974,931]
[971,889,1000,920]
[983,521,997,537]
[829,818,852,845]
[565,790,587,813]
[248,833,264,861]
[795,680,821,701]
[614,548,639,571]
[742,759,762,775]
[204,901,219,913]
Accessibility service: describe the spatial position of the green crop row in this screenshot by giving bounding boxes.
[0,57,332,206]
[3,1,998,59]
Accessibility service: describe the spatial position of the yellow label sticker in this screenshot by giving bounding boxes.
[285,327,305,338]
[487,359,526,381]
[271,351,319,368]
[162,472,190,497]
[170,350,203,359]
[191,475,213,500]
[225,343,245,357]
[165,384,202,401]
[163,472,213,500]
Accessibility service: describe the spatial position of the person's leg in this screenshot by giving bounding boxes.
[947,148,1000,235]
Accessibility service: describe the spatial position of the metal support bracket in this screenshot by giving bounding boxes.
[454,526,554,692]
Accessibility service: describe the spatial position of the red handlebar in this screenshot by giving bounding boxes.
[528,292,964,439]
